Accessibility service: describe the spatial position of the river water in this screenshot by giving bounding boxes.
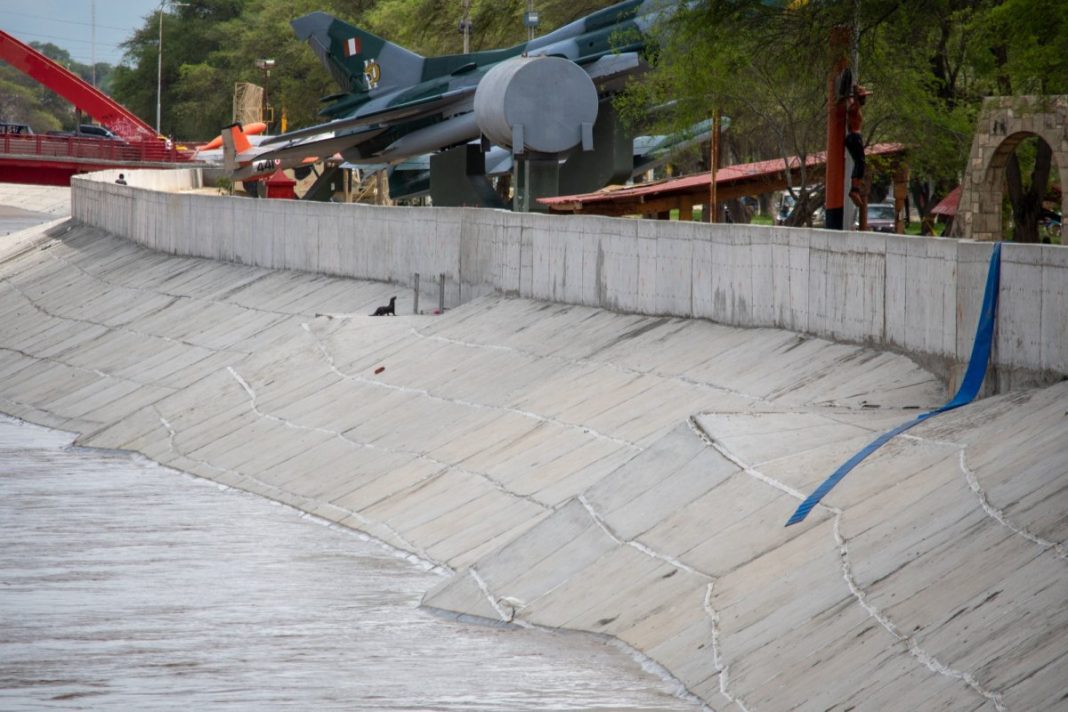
[0,415,701,711]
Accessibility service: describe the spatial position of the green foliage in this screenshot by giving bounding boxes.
[226,0,353,130]
[172,63,230,138]
[112,0,251,136]
[980,0,1068,94]
[0,77,63,131]
[363,0,620,56]
[621,0,1068,195]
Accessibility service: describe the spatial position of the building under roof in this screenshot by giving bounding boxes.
[539,142,907,222]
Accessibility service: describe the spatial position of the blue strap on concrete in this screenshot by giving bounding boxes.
[785,243,1001,527]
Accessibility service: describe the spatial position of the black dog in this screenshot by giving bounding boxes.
[371,296,396,316]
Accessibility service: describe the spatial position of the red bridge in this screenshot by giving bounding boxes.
[0,29,199,186]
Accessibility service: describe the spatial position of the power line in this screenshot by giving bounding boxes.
[2,8,131,33]
[5,29,125,48]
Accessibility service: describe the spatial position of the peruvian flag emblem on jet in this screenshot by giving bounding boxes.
[344,37,361,57]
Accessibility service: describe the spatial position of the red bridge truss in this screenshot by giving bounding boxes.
[0,29,198,185]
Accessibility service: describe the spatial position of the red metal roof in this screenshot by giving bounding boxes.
[539,142,906,208]
[929,186,961,217]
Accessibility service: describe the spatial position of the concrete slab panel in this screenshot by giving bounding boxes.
[655,230,694,316]
[636,228,658,315]
[1039,243,1068,373]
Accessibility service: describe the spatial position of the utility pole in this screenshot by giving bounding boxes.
[156,0,164,133]
[90,0,96,86]
[156,0,188,134]
[524,1,539,42]
[460,0,472,54]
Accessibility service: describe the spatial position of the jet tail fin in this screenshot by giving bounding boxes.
[221,122,252,170]
[291,12,424,95]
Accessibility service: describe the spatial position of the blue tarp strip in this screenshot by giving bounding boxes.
[785,243,1002,527]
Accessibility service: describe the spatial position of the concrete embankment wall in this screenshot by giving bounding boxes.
[73,170,1068,391]
[7,182,1067,710]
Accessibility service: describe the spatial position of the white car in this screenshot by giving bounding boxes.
[865,202,897,232]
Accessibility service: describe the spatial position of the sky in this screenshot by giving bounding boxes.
[1,0,163,67]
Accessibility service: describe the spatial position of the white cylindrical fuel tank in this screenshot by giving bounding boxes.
[474,56,598,155]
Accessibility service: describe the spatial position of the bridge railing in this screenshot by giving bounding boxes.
[0,134,194,163]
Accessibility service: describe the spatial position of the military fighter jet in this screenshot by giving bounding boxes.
[251,0,673,167]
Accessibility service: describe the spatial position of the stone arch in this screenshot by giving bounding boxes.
[952,95,1068,241]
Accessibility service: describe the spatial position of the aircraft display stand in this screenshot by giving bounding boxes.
[512,156,561,212]
[429,144,504,208]
[558,101,633,196]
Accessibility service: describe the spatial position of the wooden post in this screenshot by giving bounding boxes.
[709,110,720,223]
[893,163,909,234]
[825,25,850,230]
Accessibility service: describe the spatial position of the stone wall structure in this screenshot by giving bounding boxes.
[953,95,1068,241]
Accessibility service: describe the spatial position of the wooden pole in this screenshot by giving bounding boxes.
[825,25,850,230]
[461,0,471,54]
[893,163,909,234]
[709,110,720,223]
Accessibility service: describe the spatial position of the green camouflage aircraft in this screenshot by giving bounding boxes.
[248,0,675,167]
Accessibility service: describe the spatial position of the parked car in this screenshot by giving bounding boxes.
[866,202,897,232]
[47,124,123,140]
[74,123,121,140]
[0,122,33,135]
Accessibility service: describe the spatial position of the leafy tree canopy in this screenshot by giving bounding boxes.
[624,0,1068,207]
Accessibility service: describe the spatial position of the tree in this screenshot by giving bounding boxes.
[618,1,852,225]
[111,0,247,137]
[217,0,356,132]
[0,76,64,132]
[363,0,622,56]
[624,0,1068,237]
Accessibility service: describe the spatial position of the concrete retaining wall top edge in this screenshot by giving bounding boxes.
[71,168,1067,391]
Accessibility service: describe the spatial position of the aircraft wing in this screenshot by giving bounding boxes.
[578,51,645,91]
[259,87,475,147]
[255,126,388,163]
